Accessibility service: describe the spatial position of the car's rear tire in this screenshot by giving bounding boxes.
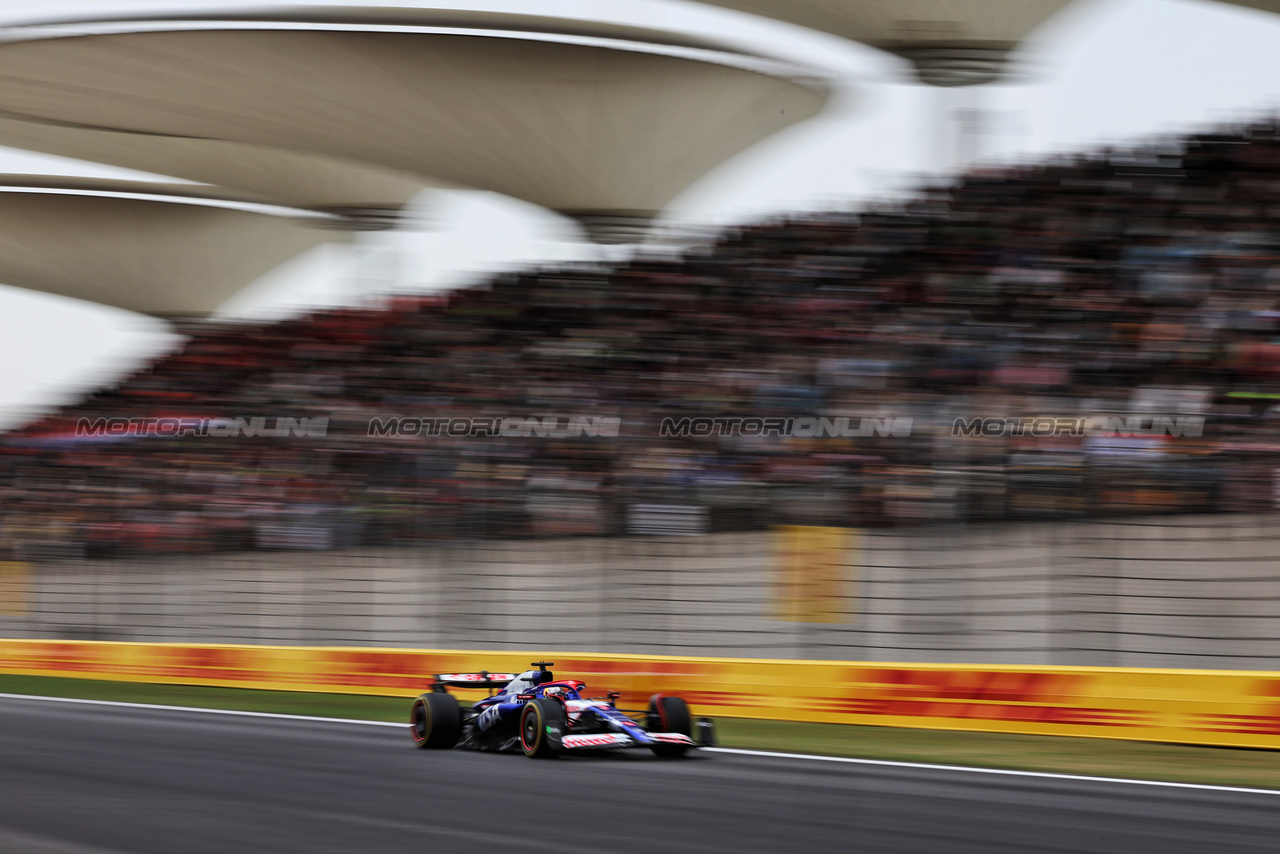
[647,694,693,758]
[410,693,461,749]
[520,698,565,759]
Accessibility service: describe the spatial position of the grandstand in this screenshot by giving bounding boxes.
[4,119,1280,560]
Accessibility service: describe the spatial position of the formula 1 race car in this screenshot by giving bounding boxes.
[409,661,715,758]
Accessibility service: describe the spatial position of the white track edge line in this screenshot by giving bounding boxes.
[1,692,1275,796]
[701,747,1280,796]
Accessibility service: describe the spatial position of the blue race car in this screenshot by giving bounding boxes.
[409,661,715,758]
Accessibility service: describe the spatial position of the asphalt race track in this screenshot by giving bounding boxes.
[0,696,1277,854]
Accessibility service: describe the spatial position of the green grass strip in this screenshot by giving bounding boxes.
[0,675,408,721]
[2,674,1277,790]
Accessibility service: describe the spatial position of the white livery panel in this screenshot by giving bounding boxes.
[562,733,633,749]
[436,673,518,688]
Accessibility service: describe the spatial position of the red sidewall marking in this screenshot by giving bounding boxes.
[652,694,669,731]
[521,706,540,752]
[411,700,427,744]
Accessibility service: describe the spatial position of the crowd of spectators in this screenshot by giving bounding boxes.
[6,120,1280,559]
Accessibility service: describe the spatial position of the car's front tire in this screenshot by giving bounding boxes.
[410,693,461,749]
[520,698,565,759]
[647,694,693,758]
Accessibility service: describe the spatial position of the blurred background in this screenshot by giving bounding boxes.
[2,0,1280,668]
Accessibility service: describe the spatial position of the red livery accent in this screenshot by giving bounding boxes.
[437,673,518,683]
[538,680,587,692]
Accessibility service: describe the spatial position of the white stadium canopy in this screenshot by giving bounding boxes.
[0,176,349,315]
[691,0,1280,85]
[0,120,427,222]
[0,8,831,243]
[684,0,1076,85]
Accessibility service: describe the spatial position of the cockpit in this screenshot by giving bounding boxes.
[501,669,550,695]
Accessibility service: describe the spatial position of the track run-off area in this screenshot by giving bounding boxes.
[0,695,1276,854]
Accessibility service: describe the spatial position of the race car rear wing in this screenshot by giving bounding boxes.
[430,672,518,692]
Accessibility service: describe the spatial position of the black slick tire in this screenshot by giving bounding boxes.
[647,694,693,758]
[520,698,566,759]
[410,693,462,749]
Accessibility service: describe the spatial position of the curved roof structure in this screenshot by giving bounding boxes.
[691,0,1280,85]
[6,5,781,56]
[0,176,348,315]
[0,14,830,242]
[1220,0,1280,19]
[0,119,427,222]
[686,0,1073,85]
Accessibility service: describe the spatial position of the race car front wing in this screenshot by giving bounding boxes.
[561,731,697,751]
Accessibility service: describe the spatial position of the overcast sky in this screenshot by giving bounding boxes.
[0,0,1279,428]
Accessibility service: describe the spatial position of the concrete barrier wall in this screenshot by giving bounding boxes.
[1,514,1278,669]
